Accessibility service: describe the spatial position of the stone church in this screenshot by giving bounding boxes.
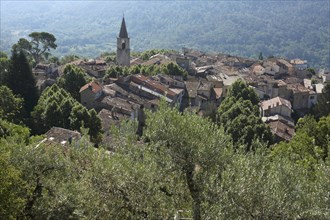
[116,17,130,67]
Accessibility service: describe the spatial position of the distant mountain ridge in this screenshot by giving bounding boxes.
[1,1,329,68]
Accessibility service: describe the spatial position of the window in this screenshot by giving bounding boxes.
[310,96,315,100]
[121,40,126,49]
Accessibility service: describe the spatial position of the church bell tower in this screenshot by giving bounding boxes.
[116,17,130,67]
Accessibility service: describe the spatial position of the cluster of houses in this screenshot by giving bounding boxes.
[33,17,330,146]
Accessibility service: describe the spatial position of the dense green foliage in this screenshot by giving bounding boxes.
[136,49,178,60]
[1,102,329,219]
[0,85,24,124]
[223,79,260,105]
[12,32,57,65]
[7,50,38,115]
[1,1,329,68]
[212,151,330,219]
[145,100,233,219]
[59,54,80,65]
[218,80,273,149]
[57,64,90,101]
[0,54,11,86]
[104,62,187,80]
[31,84,102,143]
[272,115,330,165]
[312,83,330,119]
[0,139,26,219]
[0,120,30,144]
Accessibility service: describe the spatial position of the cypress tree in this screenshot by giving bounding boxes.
[8,50,39,115]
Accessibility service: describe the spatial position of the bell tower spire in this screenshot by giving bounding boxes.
[119,16,128,38]
[116,16,130,67]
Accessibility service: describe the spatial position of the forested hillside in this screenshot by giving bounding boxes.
[1,1,329,67]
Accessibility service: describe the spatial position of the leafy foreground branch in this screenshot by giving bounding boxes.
[1,102,330,219]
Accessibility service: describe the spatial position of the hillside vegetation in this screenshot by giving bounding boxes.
[1,1,329,67]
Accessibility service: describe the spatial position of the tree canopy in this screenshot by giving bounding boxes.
[12,32,57,65]
[3,2,328,67]
[145,100,233,219]
[0,54,11,86]
[217,80,273,150]
[225,79,259,105]
[0,85,24,124]
[1,100,329,219]
[7,50,38,115]
[31,84,102,143]
[312,83,330,119]
[272,115,330,165]
[57,64,89,101]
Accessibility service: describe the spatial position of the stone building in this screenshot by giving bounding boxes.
[116,17,130,67]
[80,81,103,109]
[260,96,292,118]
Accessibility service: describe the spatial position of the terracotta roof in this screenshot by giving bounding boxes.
[261,97,292,110]
[79,81,102,93]
[131,75,176,97]
[267,120,295,141]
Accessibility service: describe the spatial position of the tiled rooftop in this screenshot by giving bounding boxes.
[80,81,103,94]
[261,97,292,110]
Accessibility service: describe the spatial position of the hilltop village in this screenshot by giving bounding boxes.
[32,17,329,146]
[2,14,330,219]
